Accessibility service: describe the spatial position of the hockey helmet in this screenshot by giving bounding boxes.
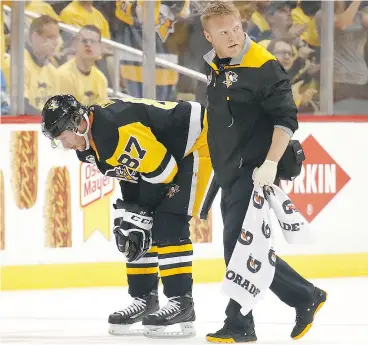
[41,94,90,149]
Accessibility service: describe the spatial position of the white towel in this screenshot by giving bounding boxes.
[221,185,313,316]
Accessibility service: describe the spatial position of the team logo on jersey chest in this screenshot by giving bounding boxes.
[105,166,139,183]
[223,71,238,88]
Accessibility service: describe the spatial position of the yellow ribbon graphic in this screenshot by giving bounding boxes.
[83,195,112,242]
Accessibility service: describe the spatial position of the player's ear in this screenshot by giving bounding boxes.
[204,30,212,43]
[77,118,87,132]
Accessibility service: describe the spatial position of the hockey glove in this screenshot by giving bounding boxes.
[113,199,153,262]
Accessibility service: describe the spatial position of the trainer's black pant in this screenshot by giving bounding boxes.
[221,168,315,333]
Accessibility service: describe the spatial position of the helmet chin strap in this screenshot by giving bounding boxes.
[75,113,90,150]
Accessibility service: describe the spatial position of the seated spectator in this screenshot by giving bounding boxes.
[60,1,110,39]
[58,25,108,106]
[1,69,10,115]
[315,0,368,114]
[25,1,67,66]
[3,15,60,115]
[268,39,319,113]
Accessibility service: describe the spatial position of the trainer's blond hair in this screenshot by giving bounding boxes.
[200,1,241,29]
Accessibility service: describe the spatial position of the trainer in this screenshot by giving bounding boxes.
[201,2,327,343]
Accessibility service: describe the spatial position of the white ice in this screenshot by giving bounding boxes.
[1,277,367,345]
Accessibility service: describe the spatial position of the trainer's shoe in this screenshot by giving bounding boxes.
[291,288,327,340]
[206,327,257,343]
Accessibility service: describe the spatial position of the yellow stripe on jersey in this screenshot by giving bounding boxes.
[159,266,192,277]
[105,122,178,184]
[126,267,159,275]
[191,146,213,218]
[157,244,193,255]
[148,246,158,253]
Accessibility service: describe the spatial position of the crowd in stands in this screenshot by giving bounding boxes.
[1,0,368,116]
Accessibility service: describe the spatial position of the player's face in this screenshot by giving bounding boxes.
[75,29,102,61]
[55,130,86,151]
[204,14,245,59]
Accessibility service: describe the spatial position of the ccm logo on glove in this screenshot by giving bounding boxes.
[130,214,154,225]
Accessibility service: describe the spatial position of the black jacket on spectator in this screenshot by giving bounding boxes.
[204,35,298,188]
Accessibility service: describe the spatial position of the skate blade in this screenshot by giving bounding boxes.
[108,323,144,336]
[143,322,196,338]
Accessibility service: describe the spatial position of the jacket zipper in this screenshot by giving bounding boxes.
[226,96,234,127]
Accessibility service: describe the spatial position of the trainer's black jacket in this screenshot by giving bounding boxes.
[204,34,298,187]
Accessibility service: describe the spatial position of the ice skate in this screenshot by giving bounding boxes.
[108,290,159,335]
[142,293,196,338]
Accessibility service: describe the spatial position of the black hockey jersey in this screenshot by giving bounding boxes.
[76,97,206,185]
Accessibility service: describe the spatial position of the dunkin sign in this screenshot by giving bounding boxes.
[280,135,351,222]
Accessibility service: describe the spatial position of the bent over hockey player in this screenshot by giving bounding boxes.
[41,95,214,338]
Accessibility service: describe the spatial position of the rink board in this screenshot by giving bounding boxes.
[1,116,368,290]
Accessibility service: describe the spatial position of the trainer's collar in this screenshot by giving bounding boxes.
[203,33,252,67]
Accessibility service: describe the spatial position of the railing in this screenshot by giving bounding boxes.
[3,3,207,114]
[3,2,334,115]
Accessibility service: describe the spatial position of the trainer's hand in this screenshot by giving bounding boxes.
[252,160,278,188]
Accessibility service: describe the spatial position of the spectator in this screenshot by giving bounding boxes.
[315,0,368,114]
[60,1,111,39]
[58,25,108,106]
[3,15,60,115]
[25,1,68,67]
[1,69,10,115]
[248,1,304,49]
[247,0,272,41]
[268,39,319,113]
[115,0,189,100]
[25,1,61,21]
[292,1,321,47]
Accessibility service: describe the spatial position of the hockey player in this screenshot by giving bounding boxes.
[41,94,214,338]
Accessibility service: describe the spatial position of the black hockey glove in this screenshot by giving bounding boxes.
[113,199,153,262]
